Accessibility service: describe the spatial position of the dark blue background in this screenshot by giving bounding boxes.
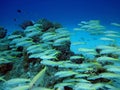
[0,0,120,33]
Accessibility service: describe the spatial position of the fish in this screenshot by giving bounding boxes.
[41,34,56,41]
[53,37,70,46]
[26,30,41,37]
[5,78,30,86]
[74,83,95,90]
[17,9,22,13]
[54,82,74,89]
[71,42,86,45]
[29,67,47,89]
[105,33,120,38]
[75,74,90,78]
[41,32,55,38]
[27,45,42,51]
[55,71,78,78]
[70,55,84,60]
[58,62,80,68]
[31,87,53,90]
[63,78,90,83]
[103,65,120,73]
[40,55,58,60]
[12,85,29,90]
[41,60,64,67]
[99,72,120,79]
[78,48,95,52]
[16,40,34,47]
[100,48,120,54]
[7,35,21,40]
[100,37,115,41]
[103,30,119,34]
[0,76,6,82]
[111,22,120,27]
[97,56,119,63]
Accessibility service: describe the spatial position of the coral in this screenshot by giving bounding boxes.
[0,26,7,38]
[0,63,13,75]
[11,30,24,36]
[0,19,74,90]
[37,18,54,31]
[20,20,34,29]
[37,18,62,32]
[1,19,120,90]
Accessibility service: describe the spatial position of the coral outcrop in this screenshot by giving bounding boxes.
[0,19,120,90]
[0,27,7,38]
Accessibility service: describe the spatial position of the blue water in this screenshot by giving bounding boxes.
[0,0,120,33]
[0,0,120,53]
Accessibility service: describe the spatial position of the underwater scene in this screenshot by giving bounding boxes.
[0,0,120,90]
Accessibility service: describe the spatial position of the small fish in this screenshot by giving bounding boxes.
[12,85,29,90]
[103,30,119,34]
[70,55,84,60]
[40,55,58,60]
[100,48,120,54]
[104,65,120,73]
[54,82,74,89]
[31,87,53,90]
[105,33,120,38]
[26,30,41,38]
[100,37,115,41]
[59,62,80,68]
[16,40,34,47]
[55,71,77,78]
[53,37,70,46]
[41,32,55,38]
[74,83,95,90]
[7,35,21,40]
[63,78,90,83]
[27,45,42,51]
[97,56,119,63]
[75,74,90,78]
[99,72,120,79]
[5,78,30,86]
[0,76,6,82]
[71,42,86,45]
[17,9,22,13]
[42,34,56,41]
[29,67,47,89]
[78,48,94,52]
[41,60,64,67]
[111,22,120,27]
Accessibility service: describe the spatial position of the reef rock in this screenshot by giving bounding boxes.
[0,26,7,38]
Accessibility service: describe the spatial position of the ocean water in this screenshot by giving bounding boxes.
[0,0,120,52]
[0,0,120,32]
[0,0,120,89]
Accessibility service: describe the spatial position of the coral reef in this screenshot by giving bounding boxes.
[37,18,62,31]
[0,19,120,90]
[20,20,34,29]
[0,19,73,90]
[0,27,7,38]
